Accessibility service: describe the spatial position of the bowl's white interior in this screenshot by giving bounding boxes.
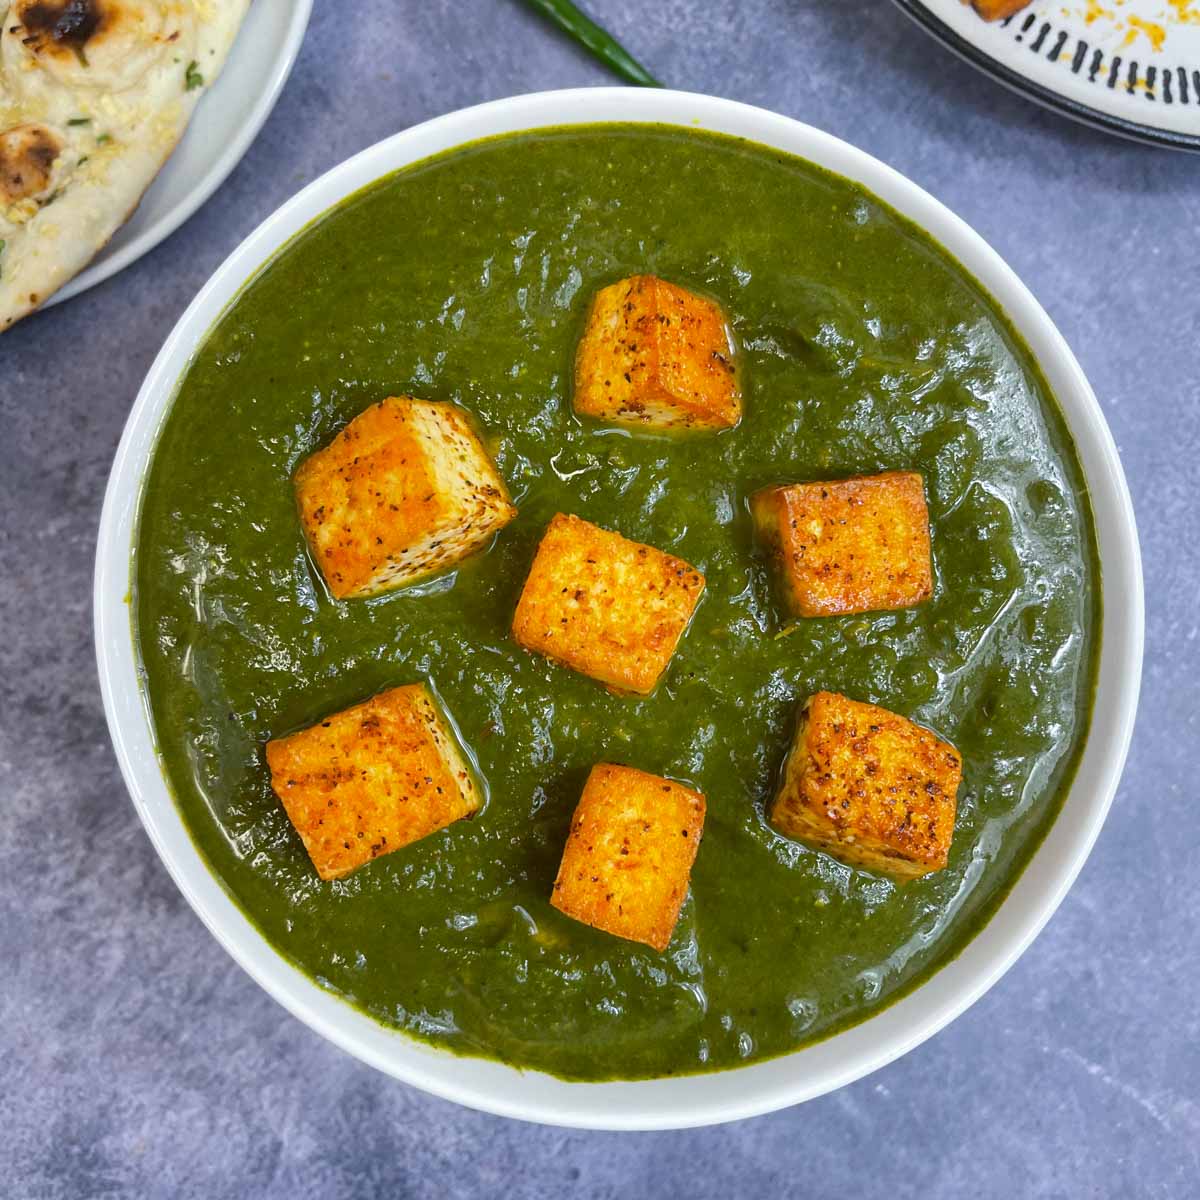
[94,89,1143,1131]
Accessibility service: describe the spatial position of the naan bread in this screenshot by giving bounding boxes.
[0,0,249,332]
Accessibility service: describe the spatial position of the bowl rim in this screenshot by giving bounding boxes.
[94,87,1144,1131]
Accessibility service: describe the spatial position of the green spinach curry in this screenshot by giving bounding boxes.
[134,125,1099,1080]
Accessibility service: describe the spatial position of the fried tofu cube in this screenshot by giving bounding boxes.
[294,396,516,600]
[770,692,962,880]
[511,513,705,695]
[965,0,1032,20]
[552,764,706,951]
[573,274,741,432]
[265,684,480,881]
[751,471,933,618]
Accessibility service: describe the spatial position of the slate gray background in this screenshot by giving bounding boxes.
[3,1,1197,1196]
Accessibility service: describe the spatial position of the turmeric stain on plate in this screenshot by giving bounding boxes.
[1167,0,1200,23]
[1123,14,1168,45]
[1064,0,1199,51]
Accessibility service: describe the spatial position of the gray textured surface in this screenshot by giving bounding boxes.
[2,1,1198,1196]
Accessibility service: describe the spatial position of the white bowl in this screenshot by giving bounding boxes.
[94,88,1143,1131]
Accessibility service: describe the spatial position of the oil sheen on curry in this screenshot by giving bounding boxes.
[134,125,1099,1081]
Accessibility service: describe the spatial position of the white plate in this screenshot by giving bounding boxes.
[95,89,1143,1130]
[894,1,1200,149]
[48,0,312,308]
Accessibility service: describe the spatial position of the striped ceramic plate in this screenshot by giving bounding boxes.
[894,1,1200,149]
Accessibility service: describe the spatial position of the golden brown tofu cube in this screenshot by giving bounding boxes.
[294,396,516,600]
[573,274,741,432]
[552,764,706,951]
[265,684,480,881]
[511,513,705,695]
[751,471,933,618]
[770,692,962,880]
[966,0,1032,20]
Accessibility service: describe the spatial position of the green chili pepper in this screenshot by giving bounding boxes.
[518,0,662,87]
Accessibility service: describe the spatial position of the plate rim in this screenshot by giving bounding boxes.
[891,0,1200,152]
[93,87,1145,1130]
[47,0,315,308]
